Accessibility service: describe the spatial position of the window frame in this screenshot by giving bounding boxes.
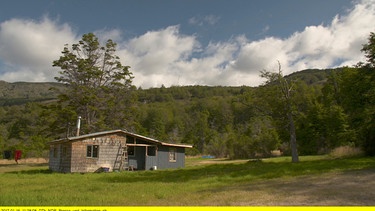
[169,147,177,162]
[86,145,99,158]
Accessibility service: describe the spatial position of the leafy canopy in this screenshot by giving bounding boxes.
[52,33,134,134]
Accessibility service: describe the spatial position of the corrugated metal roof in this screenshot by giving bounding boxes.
[50,129,193,148]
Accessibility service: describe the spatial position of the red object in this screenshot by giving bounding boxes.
[14,150,22,163]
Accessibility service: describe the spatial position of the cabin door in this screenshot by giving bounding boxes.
[145,146,157,170]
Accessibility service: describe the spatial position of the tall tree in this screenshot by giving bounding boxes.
[52,33,134,135]
[359,32,375,68]
[260,62,299,162]
[321,32,375,155]
[349,32,375,155]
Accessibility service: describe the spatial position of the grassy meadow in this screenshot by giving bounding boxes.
[0,155,374,206]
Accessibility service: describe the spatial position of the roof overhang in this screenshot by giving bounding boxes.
[50,129,193,148]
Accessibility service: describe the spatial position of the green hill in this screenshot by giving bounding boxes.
[285,68,329,85]
[0,68,332,106]
[1,67,373,158]
[0,81,64,106]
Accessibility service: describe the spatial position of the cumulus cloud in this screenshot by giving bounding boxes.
[0,17,77,82]
[118,25,200,87]
[228,0,374,80]
[0,0,374,88]
[105,0,375,87]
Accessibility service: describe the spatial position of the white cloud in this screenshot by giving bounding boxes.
[120,0,375,87]
[118,25,200,88]
[204,15,221,25]
[231,37,287,72]
[189,15,220,26]
[261,25,270,34]
[94,28,123,44]
[0,0,374,88]
[0,17,77,82]
[228,0,374,79]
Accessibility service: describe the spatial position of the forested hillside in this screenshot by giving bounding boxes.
[1,31,374,159]
[0,68,327,105]
[1,67,371,158]
[0,81,64,106]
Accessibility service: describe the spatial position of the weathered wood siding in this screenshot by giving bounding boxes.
[50,134,126,173]
[70,134,126,173]
[49,130,190,172]
[49,144,60,172]
[49,143,72,172]
[60,143,72,172]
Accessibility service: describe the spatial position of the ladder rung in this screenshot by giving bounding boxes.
[113,144,129,171]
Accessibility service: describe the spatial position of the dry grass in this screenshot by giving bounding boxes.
[0,158,49,173]
[0,157,48,165]
[329,146,364,158]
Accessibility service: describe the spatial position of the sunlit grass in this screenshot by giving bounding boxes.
[0,155,374,205]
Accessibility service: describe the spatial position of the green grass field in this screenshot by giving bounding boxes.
[0,155,374,206]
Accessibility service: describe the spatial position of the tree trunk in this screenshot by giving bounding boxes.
[260,62,300,163]
[288,111,299,162]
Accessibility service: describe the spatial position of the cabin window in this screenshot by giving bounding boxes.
[147,146,156,156]
[169,148,177,162]
[87,145,99,158]
[128,146,135,157]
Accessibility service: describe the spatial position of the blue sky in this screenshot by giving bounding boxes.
[0,0,374,88]
[1,0,353,41]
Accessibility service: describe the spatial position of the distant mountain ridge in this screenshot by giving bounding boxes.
[285,68,331,85]
[0,81,65,106]
[0,68,333,106]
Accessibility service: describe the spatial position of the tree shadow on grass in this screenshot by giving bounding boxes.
[5,169,53,174]
[101,157,375,185]
[3,163,52,174]
[101,160,260,184]
[0,163,48,167]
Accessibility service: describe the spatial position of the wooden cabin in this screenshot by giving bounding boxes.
[49,129,192,173]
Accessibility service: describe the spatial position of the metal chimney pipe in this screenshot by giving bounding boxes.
[76,116,81,136]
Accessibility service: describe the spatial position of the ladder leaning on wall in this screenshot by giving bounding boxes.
[113,144,129,171]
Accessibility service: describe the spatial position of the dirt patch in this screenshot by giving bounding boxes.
[198,158,249,165]
[200,169,375,206]
[0,158,48,165]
